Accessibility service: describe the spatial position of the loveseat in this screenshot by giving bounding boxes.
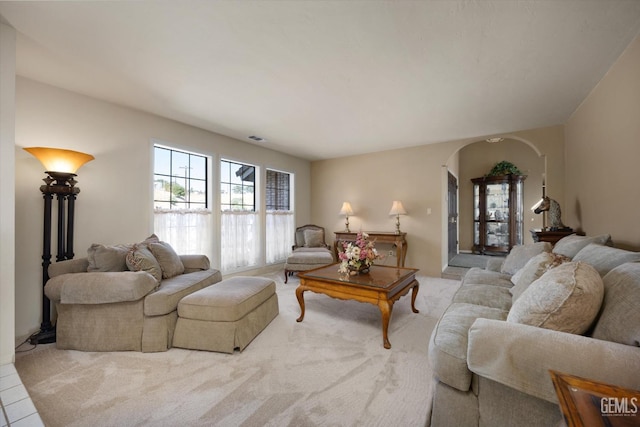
[429,234,640,426]
[45,235,222,352]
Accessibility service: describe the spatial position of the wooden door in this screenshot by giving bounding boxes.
[447,171,458,262]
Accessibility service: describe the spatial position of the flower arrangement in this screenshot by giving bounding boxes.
[338,232,381,274]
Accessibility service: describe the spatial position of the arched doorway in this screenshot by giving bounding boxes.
[444,137,545,267]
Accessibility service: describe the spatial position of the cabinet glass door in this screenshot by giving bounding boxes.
[485,183,509,249]
[473,184,480,246]
[485,183,509,221]
[515,180,523,245]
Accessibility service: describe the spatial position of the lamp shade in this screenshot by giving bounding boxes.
[339,202,354,216]
[24,147,94,174]
[389,201,407,216]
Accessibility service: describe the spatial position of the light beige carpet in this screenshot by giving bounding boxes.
[15,271,460,427]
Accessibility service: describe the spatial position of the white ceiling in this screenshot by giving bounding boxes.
[2,1,640,161]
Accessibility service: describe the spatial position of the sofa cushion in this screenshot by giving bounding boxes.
[572,243,640,277]
[303,229,325,248]
[144,269,222,316]
[485,257,505,272]
[429,303,508,392]
[126,245,162,282]
[453,284,513,311]
[510,252,571,301]
[286,248,334,264]
[592,262,640,346]
[87,243,131,272]
[552,234,611,258]
[461,267,513,288]
[149,241,185,279]
[500,242,552,275]
[507,262,604,334]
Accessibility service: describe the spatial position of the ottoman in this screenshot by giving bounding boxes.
[173,276,278,353]
[284,248,334,283]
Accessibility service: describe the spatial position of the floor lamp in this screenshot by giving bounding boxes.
[24,147,94,345]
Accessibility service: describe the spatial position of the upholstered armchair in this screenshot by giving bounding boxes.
[284,224,334,283]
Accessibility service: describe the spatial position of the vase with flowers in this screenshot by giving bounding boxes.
[338,232,381,275]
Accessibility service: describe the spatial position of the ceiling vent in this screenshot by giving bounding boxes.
[248,135,267,143]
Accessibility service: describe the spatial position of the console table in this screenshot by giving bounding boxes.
[334,231,407,268]
[530,229,575,245]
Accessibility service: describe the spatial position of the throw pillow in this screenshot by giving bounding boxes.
[126,244,162,282]
[510,252,571,300]
[572,243,640,277]
[592,262,640,346]
[87,243,131,272]
[507,262,604,334]
[500,242,552,275]
[149,241,185,279]
[142,234,160,245]
[552,234,611,259]
[303,229,325,248]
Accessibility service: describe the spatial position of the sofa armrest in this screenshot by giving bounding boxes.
[485,257,504,272]
[48,258,90,278]
[467,318,640,404]
[180,255,211,272]
[45,271,158,305]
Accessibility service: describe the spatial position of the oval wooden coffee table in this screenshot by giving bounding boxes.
[296,263,419,349]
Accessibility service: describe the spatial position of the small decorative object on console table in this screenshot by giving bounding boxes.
[338,231,381,275]
[532,196,573,232]
[334,231,408,268]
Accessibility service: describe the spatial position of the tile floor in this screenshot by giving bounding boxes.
[0,364,43,427]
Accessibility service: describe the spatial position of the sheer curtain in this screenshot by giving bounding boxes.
[221,211,259,271]
[266,210,294,264]
[154,208,213,260]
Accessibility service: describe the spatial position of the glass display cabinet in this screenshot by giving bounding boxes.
[472,174,526,254]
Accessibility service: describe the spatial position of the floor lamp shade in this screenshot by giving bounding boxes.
[24,147,94,345]
[24,147,95,175]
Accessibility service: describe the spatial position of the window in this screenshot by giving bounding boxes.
[266,169,290,210]
[154,146,207,209]
[220,160,255,211]
[220,159,259,271]
[153,144,212,259]
[266,169,294,264]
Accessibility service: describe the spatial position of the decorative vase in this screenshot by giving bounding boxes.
[348,264,370,275]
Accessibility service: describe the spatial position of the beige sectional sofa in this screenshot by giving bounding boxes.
[429,235,640,426]
[45,236,222,352]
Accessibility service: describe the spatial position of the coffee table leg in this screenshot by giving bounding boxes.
[296,286,306,322]
[378,300,393,349]
[411,282,420,313]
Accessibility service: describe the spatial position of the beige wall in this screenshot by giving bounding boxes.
[565,34,640,250]
[14,77,311,338]
[0,22,16,365]
[310,125,564,276]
